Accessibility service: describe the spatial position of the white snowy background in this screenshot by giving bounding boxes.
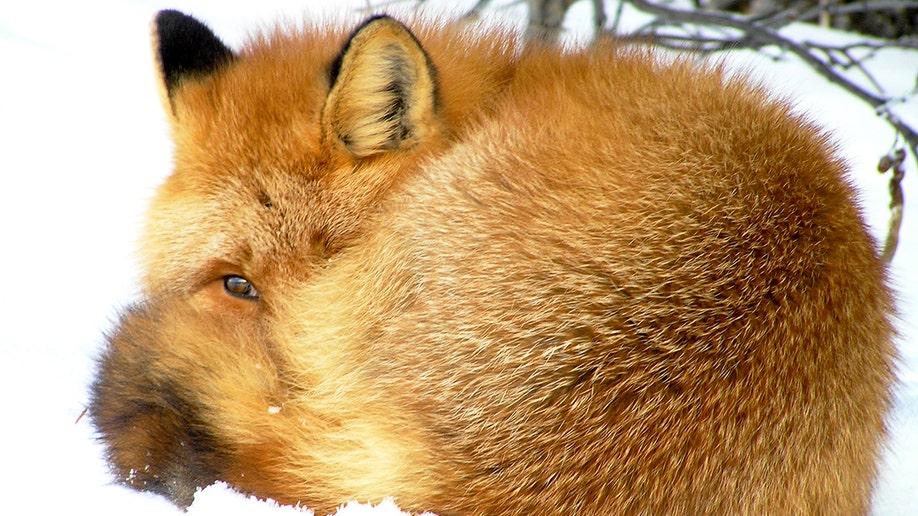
[1,1,915,514]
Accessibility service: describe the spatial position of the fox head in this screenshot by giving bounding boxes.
[142,11,513,314]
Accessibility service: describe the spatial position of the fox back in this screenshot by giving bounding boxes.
[89,10,896,515]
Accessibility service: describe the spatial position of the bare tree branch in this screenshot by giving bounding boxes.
[526,0,576,44]
[593,0,609,35]
[623,1,885,100]
[756,1,918,29]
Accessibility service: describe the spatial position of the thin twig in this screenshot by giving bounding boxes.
[609,0,627,33]
[802,40,885,93]
[878,149,907,264]
[615,31,750,52]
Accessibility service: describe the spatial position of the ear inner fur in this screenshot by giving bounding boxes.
[321,16,440,157]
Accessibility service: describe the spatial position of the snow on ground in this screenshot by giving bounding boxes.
[0,1,914,514]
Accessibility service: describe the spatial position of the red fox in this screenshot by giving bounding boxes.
[89,9,896,515]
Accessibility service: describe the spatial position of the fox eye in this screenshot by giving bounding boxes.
[223,275,259,300]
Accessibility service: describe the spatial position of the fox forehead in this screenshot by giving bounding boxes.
[143,25,377,291]
[167,30,350,179]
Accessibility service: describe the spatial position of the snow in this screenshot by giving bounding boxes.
[186,484,438,516]
[0,1,914,514]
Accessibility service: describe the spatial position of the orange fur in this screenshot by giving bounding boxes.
[90,11,896,515]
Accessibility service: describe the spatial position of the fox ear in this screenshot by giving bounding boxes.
[152,10,235,116]
[322,16,440,158]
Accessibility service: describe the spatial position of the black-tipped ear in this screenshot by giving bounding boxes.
[322,16,440,158]
[152,10,235,112]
